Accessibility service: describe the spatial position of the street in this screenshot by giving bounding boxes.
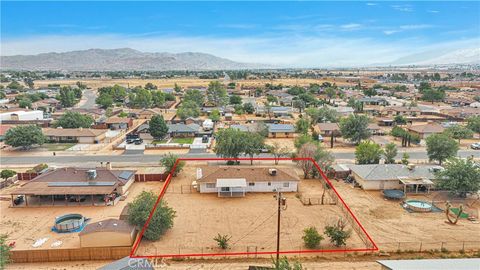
[1,150,479,166]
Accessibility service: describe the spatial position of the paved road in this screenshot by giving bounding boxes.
[77,89,97,109]
[1,150,479,165]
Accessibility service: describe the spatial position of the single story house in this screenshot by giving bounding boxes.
[105,117,133,130]
[11,166,136,207]
[380,106,421,116]
[129,108,162,119]
[358,97,388,106]
[271,106,292,117]
[377,258,480,270]
[0,110,44,121]
[43,128,108,144]
[367,123,383,135]
[167,123,201,137]
[267,124,295,138]
[195,166,300,197]
[330,106,354,116]
[79,219,136,248]
[407,122,445,139]
[349,164,437,191]
[314,123,340,136]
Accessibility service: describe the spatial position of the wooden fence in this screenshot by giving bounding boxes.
[16,172,38,181]
[10,246,131,263]
[135,173,167,182]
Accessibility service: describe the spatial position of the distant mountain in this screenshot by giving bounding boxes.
[1,48,269,71]
[388,47,480,66]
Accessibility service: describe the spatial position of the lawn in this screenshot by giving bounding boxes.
[43,143,76,151]
[171,138,194,144]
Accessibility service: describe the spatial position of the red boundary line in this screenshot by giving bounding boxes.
[130,157,378,258]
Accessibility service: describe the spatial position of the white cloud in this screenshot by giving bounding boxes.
[428,10,440,13]
[391,5,414,12]
[366,3,377,6]
[340,23,363,30]
[399,24,432,30]
[383,30,400,35]
[1,34,477,67]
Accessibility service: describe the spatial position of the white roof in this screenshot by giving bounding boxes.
[377,258,480,270]
[216,178,246,188]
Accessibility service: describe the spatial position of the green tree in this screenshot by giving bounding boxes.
[229,95,242,105]
[145,82,157,90]
[152,91,166,107]
[363,88,377,97]
[306,107,338,124]
[127,191,175,240]
[268,142,290,165]
[294,134,315,150]
[174,83,182,94]
[426,133,459,165]
[272,257,303,270]
[18,98,32,108]
[302,226,323,249]
[160,153,185,177]
[267,94,278,104]
[435,157,480,197]
[213,234,231,249]
[6,81,23,90]
[149,114,168,139]
[466,116,480,136]
[355,141,383,164]
[383,143,398,164]
[183,89,204,106]
[401,153,410,165]
[293,100,306,114]
[209,109,221,122]
[324,219,351,247]
[0,169,16,180]
[130,88,153,108]
[243,103,255,114]
[445,125,474,143]
[53,111,93,128]
[4,125,45,149]
[96,93,114,109]
[394,115,407,125]
[339,114,371,145]
[325,87,336,102]
[207,81,228,106]
[214,128,246,160]
[421,89,445,103]
[243,132,265,165]
[57,86,78,107]
[295,118,309,135]
[0,234,12,269]
[177,100,200,119]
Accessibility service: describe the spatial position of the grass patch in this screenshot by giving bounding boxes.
[171,138,194,144]
[43,143,76,151]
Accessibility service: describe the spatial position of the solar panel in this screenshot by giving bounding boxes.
[118,171,134,180]
[48,182,116,187]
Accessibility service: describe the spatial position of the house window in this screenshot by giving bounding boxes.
[283,182,290,188]
[267,182,271,186]
[221,187,230,192]
[248,182,255,186]
[206,183,215,189]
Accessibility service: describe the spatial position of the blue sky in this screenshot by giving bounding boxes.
[1,1,479,67]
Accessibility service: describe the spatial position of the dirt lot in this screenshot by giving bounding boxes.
[0,181,164,250]
[330,180,480,251]
[136,163,367,257]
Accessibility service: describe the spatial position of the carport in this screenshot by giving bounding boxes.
[216,178,246,197]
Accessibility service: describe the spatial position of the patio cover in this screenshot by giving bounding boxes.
[216,178,247,188]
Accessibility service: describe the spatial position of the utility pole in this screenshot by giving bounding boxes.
[274,190,287,269]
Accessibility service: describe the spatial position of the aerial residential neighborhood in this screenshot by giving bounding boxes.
[0,1,479,270]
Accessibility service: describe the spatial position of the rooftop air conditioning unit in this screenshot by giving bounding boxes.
[269,169,277,176]
[86,169,97,180]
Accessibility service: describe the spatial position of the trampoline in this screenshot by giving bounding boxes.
[382,189,405,200]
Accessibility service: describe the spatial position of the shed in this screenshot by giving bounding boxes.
[79,219,136,248]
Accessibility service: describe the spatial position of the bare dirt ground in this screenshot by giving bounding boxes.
[0,181,164,250]
[136,163,366,257]
[330,180,480,251]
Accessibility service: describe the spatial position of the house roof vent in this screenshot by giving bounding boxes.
[269,169,277,176]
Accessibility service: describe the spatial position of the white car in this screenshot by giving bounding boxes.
[470,142,480,150]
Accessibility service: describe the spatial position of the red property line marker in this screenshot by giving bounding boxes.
[130,157,378,258]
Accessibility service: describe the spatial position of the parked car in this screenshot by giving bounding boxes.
[202,135,209,143]
[126,138,135,144]
[134,138,144,145]
[470,142,480,150]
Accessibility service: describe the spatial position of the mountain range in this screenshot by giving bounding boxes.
[0,48,268,71]
[1,47,478,71]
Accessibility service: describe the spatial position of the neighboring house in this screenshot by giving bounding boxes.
[440,107,480,119]
[105,117,133,130]
[129,109,161,120]
[330,106,354,116]
[136,123,152,140]
[11,166,136,206]
[377,258,480,270]
[359,97,388,106]
[167,123,201,138]
[267,124,295,138]
[349,164,437,191]
[381,106,421,116]
[195,166,300,197]
[185,117,201,125]
[43,128,108,144]
[31,98,61,113]
[271,106,292,117]
[0,124,13,141]
[314,123,340,136]
[407,122,445,139]
[79,219,136,248]
[367,123,383,135]
[0,110,44,121]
